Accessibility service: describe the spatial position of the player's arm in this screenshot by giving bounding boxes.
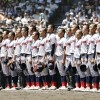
[12,48,16,63]
[62,46,66,66]
[50,35,56,62]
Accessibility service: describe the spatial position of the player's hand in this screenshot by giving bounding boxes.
[6,61,11,67]
[29,58,32,64]
[91,58,95,64]
[49,56,54,62]
[41,58,45,66]
[85,58,88,63]
[62,60,65,66]
[35,59,38,64]
[17,58,21,63]
[77,60,81,67]
[11,58,15,63]
[73,60,76,65]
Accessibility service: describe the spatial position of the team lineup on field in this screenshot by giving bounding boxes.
[0,23,100,93]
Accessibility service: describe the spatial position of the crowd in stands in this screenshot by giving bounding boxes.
[60,0,100,34]
[0,0,61,32]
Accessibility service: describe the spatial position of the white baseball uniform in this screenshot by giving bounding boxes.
[1,39,10,76]
[74,38,86,78]
[15,37,24,70]
[55,36,67,86]
[37,37,48,76]
[20,36,29,76]
[88,33,99,77]
[45,33,56,75]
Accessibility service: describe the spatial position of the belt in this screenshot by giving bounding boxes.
[32,56,36,58]
[21,53,26,56]
[97,52,100,54]
[26,54,31,56]
[8,57,12,59]
[46,52,51,55]
[81,54,86,56]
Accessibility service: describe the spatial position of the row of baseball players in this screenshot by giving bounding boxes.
[0,23,100,92]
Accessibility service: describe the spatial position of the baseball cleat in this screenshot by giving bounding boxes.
[40,86,48,90]
[33,86,41,90]
[23,86,30,90]
[49,86,57,90]
[79,87,85,91]
[3,87,11,90]
[0,87,3,90]
[58,86,67,90]
[10,87,16,90]
[72,87,80,91]
[81,87,91,92]
[16,86,23,90]
[89,88,98,92]
[29,86,35,90]
[97,89,100,92]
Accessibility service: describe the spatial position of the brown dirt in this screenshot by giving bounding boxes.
[0,90,100,100]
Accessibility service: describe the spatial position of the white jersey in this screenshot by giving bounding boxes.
[65,36,73,55]
[15,37,24,56]
[80,34,91,54]
[55,37,66,56]
[1,39,10,57]
[20,36,29,54]
[70,35,76,54]
[45,33,56,53]
[26,36,32,54]
[0,42,2,57]
[37,37,47,56]
[74,38,82,58]
[31,39,40,57]
[88,33,99,54]
[7,40,16,57]
[96,34,100,53]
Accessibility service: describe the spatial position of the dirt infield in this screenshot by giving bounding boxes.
[0,90,100,100]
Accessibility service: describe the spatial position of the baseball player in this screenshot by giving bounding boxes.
[0,34,4,89]
[69,24,80,89]
[80,24,92,91]
[37,28,49,90]
[14,27,25,89]
[46,24,57,90]
[6,31,18,90]
[95,23,100,92]
[31,31,41,90]
[1,30,11,90]
[88,23,99,91]
[55,28,67,90]
[24,26,36,90]
[20,27,30,90]
[72,30,83,91]
[64,27,75,89]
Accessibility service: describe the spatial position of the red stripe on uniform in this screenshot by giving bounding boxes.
[27,40,32,43]
[71,40,75,43]
[1,44,6,47]
[8,46,12,48]
[66,43,70,45]
[32,46,37,49]
[82,41,86,43]
[22,42,26,45]
[89,41,94,44]
[75,46,79,48]
[46,40,50,43]
[15,43,20,46]
[39,44,44,46]
[96,40,100,43]
[57,44,61,46]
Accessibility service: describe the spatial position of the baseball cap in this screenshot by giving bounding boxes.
[65,12,70,16]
